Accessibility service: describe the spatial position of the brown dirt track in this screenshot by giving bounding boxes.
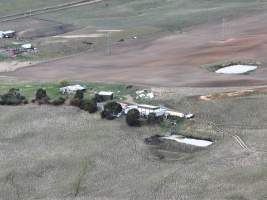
[3,12,267,87]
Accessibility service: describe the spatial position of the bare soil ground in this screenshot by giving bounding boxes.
[3,12,267,87]
[0,61,37,72]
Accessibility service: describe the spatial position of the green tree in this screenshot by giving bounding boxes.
[80,99,98,113]
[126,109,140,126]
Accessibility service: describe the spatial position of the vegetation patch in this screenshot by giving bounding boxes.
[33,88,50,104]
[80,98,97,113]
[0,88,28,105]
[50,97,66,106]
[126,109,140,126]
[101,101,122,120]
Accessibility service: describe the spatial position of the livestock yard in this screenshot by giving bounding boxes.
[0,0,267,200]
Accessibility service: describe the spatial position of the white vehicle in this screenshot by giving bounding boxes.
[185,113,194,119]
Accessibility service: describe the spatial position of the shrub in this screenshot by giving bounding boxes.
[70,98,81,107]
[126,85,133,89]
[126,109,140,126]
[23,99,29,104]
[0,88,27,105]
[70,90,84,107]
[104,101,122,115]
[35,88,47,100]
[101,101,122,119]
[80,99,97,113]
[74,90,84,100]
[51,97,66,106]
[37,96,50,105]
[147,113,157,124]
[101,111,107,118]
[59,80,70,87]
[34,88,50,104]
[105,114,116,120]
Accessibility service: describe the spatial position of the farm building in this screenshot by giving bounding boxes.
[21,43,33,50]
[125,104,166,117]
[60,85,86,94]
[0,30,16,38]
[95,91,114,102]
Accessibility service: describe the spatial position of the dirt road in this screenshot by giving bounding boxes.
[3,12,267,87]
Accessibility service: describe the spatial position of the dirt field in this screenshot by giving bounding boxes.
[0,86,266,200]
[2,12,267,87]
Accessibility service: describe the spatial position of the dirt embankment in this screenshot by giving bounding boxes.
[0,61,37,73]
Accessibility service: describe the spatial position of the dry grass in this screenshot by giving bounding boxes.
[0,84,266,199]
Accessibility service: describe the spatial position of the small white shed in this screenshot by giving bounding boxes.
[21,43,33,49]
[95,91,114,101]
[60,85,86,94]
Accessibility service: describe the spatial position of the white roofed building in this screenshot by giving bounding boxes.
[95,91,114,102]
[60,85,86,94]
[125,104,166,117]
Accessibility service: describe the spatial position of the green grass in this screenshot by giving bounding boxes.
[0,80,137,101]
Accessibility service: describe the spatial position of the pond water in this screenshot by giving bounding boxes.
[161,135,213,147]
[215,65,257,74]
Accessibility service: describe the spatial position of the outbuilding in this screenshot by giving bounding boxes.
[21,43,33,50]
[60,85,86,94]
[125,104,166,117]
[95,91,114,102]
[0,30,16,38]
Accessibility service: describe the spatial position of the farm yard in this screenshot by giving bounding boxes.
[1,0,267,199]
[0,78,267,200]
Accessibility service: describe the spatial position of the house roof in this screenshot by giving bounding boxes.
[60,84,86,91]
[137,104,160,109]
[165,110,185,117]
[21,43,32,49]
[3,30,15,34]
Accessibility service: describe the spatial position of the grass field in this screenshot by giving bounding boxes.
[2,0,267,31]
[0,79,138,100]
